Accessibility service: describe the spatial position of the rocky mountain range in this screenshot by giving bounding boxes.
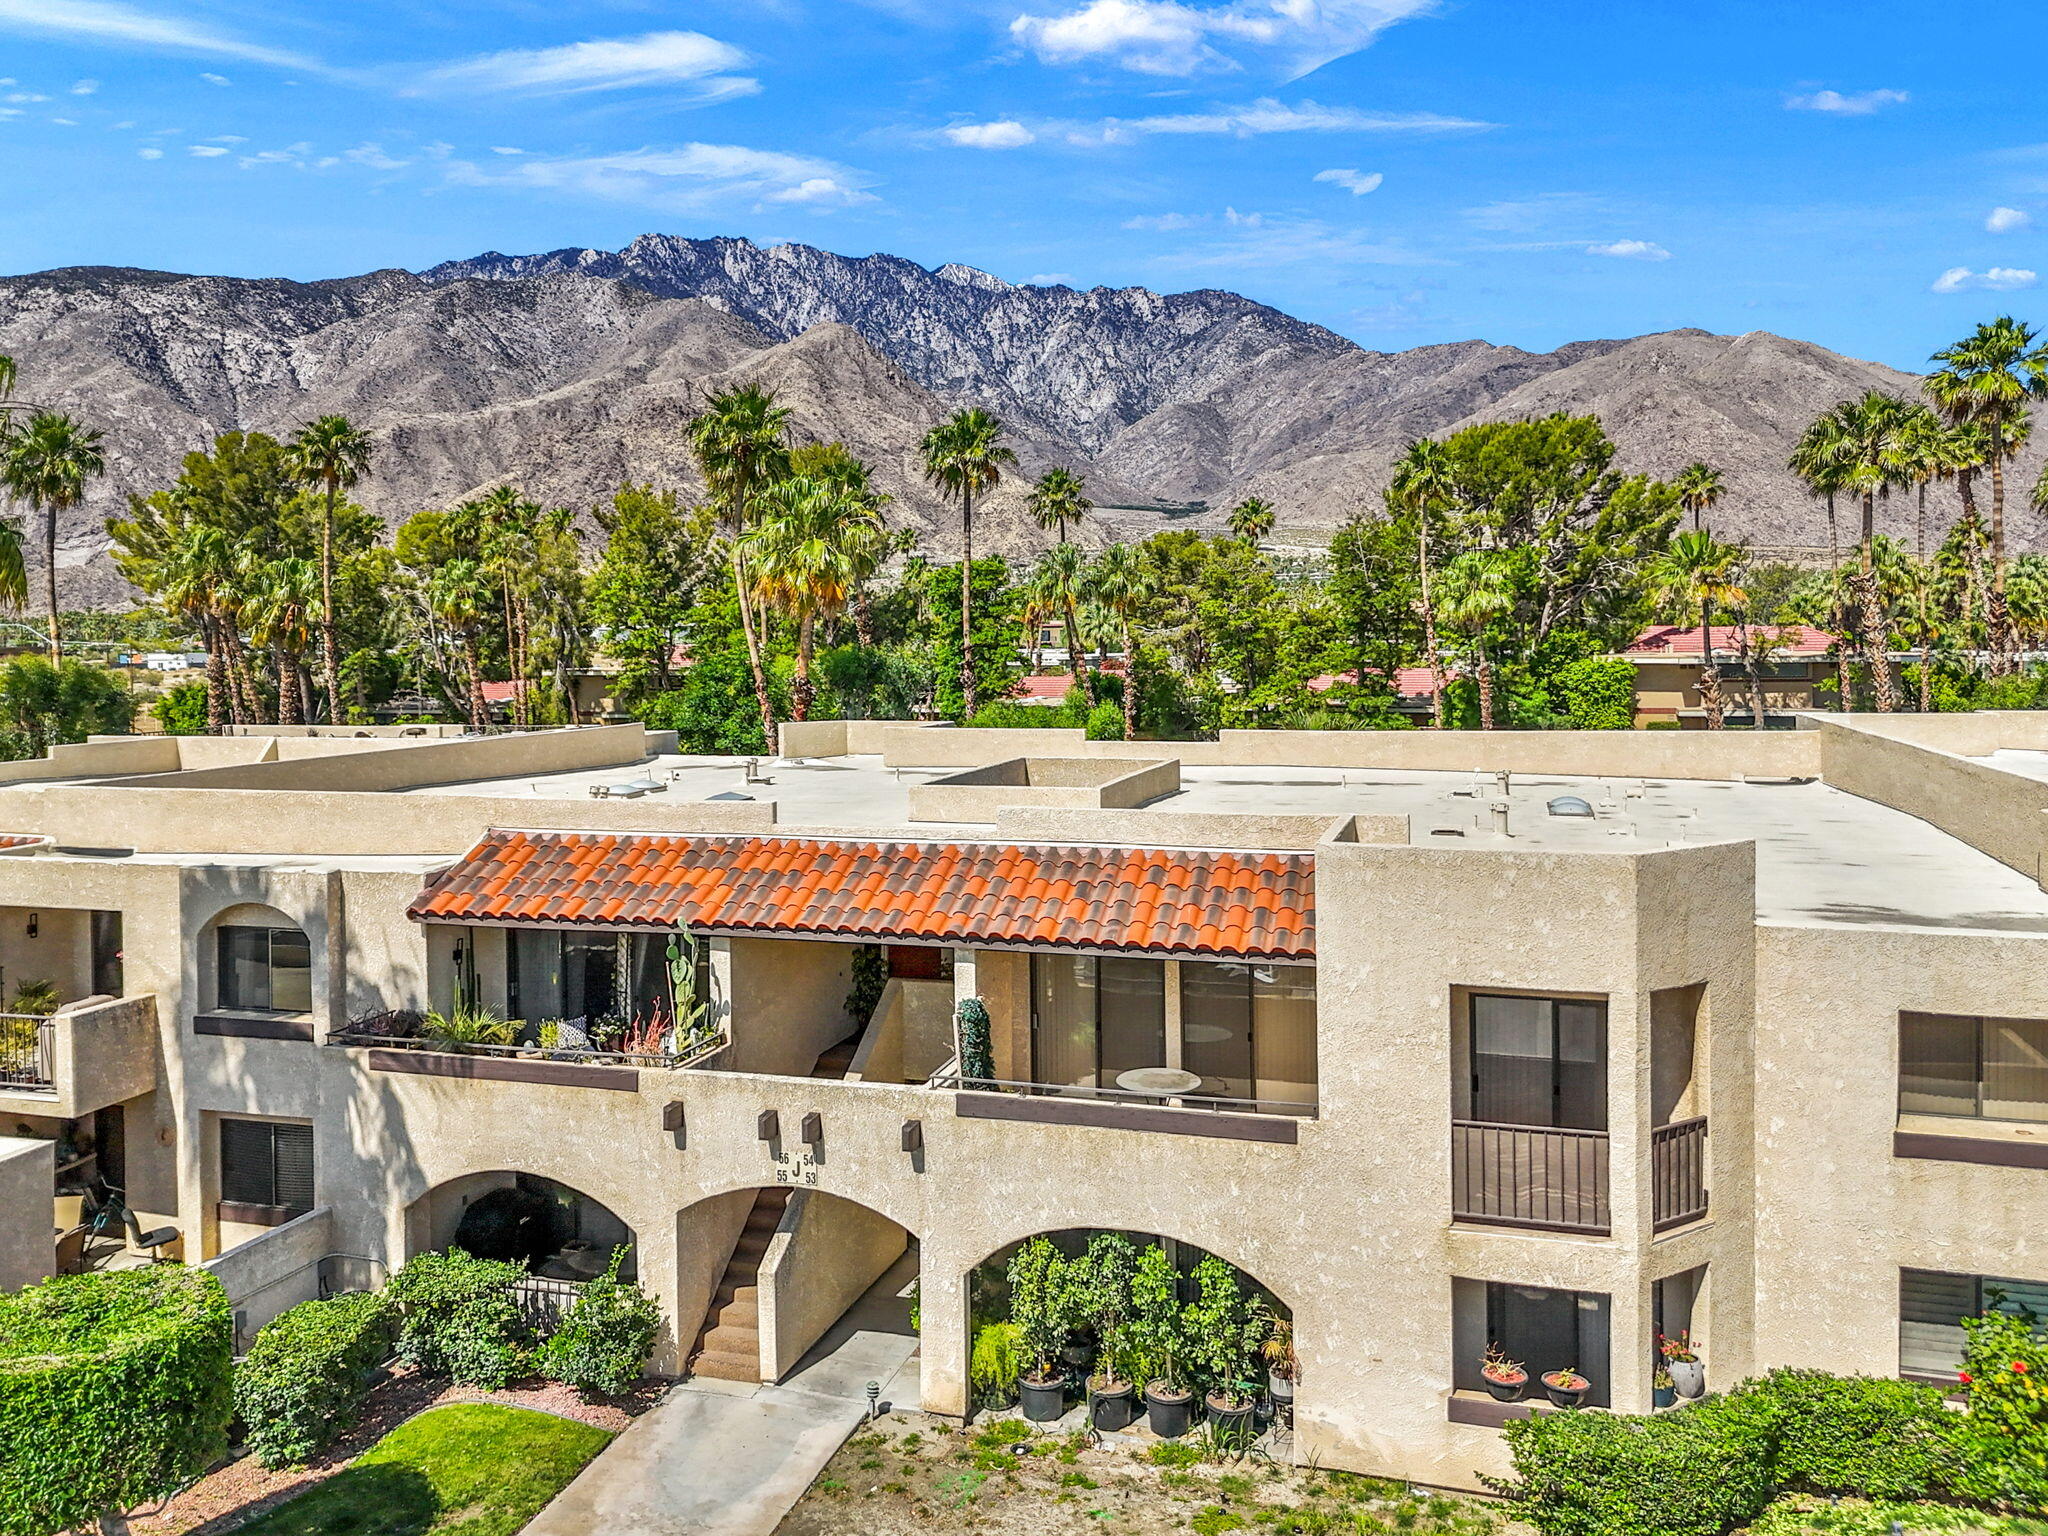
[0,233,2036,604]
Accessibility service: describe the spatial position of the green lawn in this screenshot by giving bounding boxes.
[233,1404,612,1536]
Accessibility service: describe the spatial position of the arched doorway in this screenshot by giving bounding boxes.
[406,1170,639,1330]
[676,1185,917,1393]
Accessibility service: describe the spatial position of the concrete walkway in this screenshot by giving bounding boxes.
[527,1252,921,1536]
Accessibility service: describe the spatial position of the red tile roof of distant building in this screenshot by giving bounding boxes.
[1625,624,1837,657]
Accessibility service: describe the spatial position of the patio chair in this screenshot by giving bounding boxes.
[54,1223,90,1275]
[120,1206,180,1261]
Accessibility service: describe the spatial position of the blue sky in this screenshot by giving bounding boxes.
[0,0,2042,369]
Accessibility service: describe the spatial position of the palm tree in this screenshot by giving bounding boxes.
[920,408,1016,719]
[689,384,793,748]
[1790,410,1852,567]
[1032,541,1087,676]
[1927,317,2048,673]
[1227,497,1276,546]
[428,559,491,731]
[1088,542,1155,741]
[744,475,882,721]
[243,554,320,724]
[1673,463,1725,532]
[1437,551,1515,730]
[1829,390,1918,710]
[1389,439,1458,729]
[1027,467,1090,545]
[792,442,893,643]
[2,413,104,661]
[1651,532,1748,728]
[285,416,372,725]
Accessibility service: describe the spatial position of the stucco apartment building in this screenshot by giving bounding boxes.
[1,711,2045,1490]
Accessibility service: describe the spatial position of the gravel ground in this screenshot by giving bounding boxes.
[142,1365,663,1536]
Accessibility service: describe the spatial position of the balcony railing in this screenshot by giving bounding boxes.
[0,1013,53,1089]
[1452,1120,1611,1234]
[334,1011,726,1072]
[926,1067,1316,1118]
[1651,1116,1709,1230]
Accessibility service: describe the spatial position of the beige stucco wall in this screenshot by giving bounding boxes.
[1817,718,2048,881]
[0,1136,53,1291]
[759,1188,909,1380]
[908,757,1179,823]
[107,725,652,793]
[0,996,162,1121]
[203,1204,340,1347]
[723,938,857,1076]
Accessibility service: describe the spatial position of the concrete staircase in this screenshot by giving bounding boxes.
[689,1187,791,1383]
[810,1031,860,1081]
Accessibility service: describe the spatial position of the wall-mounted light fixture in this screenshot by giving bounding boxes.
[800,1111,823,1146]
[26,913,37,938]
[757,1109,780,1143]
[900,1119,923,1154]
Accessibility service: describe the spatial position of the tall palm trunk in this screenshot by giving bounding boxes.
[42,504,58,663]
[1474,644,1495,731]
[1418,512,1445,729]
[202,614,228,735]
[793,613,816,723]
[1859,492,1898,712]
[852,589,875,648]
[1738,615,1768,728]
[1121,620,1139,740]
[462,632,487,732]
[1988,434,2015,674]
[730,542,777,750]
[959,487,977,719]
[1063,596,1083,681]
[320,483,341,725]
[1697,602,1724,729]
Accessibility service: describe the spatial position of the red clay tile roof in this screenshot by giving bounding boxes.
[409,830,1315,960]
[1626,624,1837,657]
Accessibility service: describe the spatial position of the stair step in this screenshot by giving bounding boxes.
[714,1282,760,1307]
[691,1350,760,1383]
[702,1321,760,1352]
[709,1296,759,1327]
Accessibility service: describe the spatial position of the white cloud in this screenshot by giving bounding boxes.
[1072,96,1485,144]
[1123,211,1202,230]
[205,133,246,143]
[944,119,1036,148]
[1931,266,2037,294]
[1784,87,1908,115]
[200,72,230,85]
[188,143,227,156]
[1010,0,1439,80]
[69,78,97,94]
[489,145,524,155]
[136,145,161,158]
[1313,167,1381,194]
[445,142,879,212]
[1025,273,1072,284]
[415,31,754,100]
[49,116,75,125]
[237,142,311,167]
[345,142,409,171]
[1987,206,2031,233]
[0,0,309,67]
[4,92,48,102]
[1462,192,1597,231]
[1588,238,1669,260]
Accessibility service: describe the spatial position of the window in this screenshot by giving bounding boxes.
[217,926,312,1014]
[219,1118,314,1220]
[1180,962,1317,1108]
[507,930,696,1027]
[1901,1012,2048,1123]
[1032,954,1165,1089]
[1453,1279,1611,1407]
[1900,1268,2048,1382]
[1465,994,1607,1130]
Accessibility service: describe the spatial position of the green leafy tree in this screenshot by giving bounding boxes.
[1389,439,1461,727]
[920,408,1017,719]
[588,485,715,704]
[925,558,1017,720]
[1226,496,1275,545]
[1550,656,1636,729]
[1327,512,1423,696]
[1006,1237,1068,1382]
[1950,1307,2048,1510]
[1437,551,1516,730]
[2,412,104,663]
[0,656,132,758]
[153,679,209,736]
[1087,543,1156,740]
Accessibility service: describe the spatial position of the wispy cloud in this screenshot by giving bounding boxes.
[1785,87,1908,115]
[344,142,410,171]
[1987,206,2031,233]
[200,72,231,85]
[445,143,879,212]
[136,145,161,158]
[1931,266,2037,294]
[188,143,227,156]
[69,78,97,94]
[0,0,312,68]
[1123,211,1202,230]
[1087,98,1485,140]
[413,31,755,101]
[1145,212,1438,270]
[1587,238,1669,260]
[945,120,1036,148]
[1010,0,1440,80]
[1313,167,1381,195]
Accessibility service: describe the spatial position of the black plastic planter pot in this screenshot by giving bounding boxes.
[1019,1375,1068,1422]
[1541,1376,1590,1410]
[1205,1394,1256,1446]
[1144,1383,1195,1439]
[1483,1375,1527,1403]
[1088,1380,1137,1432]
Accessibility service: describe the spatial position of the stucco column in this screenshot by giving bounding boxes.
[915,1236,973,1418]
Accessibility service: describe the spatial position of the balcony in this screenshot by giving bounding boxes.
[331,1009,726,1092]
[1452,1121,1611,1234]
[0,996,159,1118]
[1651,1116,1709,1230]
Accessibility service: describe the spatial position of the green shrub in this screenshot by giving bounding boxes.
[955,997,994,1089]
[1084,700,1124,740]
[1949,1309,2048,1511]
[1497,1399,1777,1536]
[1007,1237,1068,1378]
[1551,657,1637,730]
[538,1248,660,1398]
[0,1266,234,1536]
[155,679,210,735]
[236,1291,397,1468]
[1742,1368,1957,1499]
[386,1248,529,1389]
[970,1321,1023,1403]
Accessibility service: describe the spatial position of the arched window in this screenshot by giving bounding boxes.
[217,922,311,1014]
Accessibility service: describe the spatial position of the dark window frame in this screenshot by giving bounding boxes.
[1465,992,1609,1131]
[1900,1010,2048,1123]
[215,925,312,1015]
[219,1117,314,1220]
[1900,1266,2048,1383]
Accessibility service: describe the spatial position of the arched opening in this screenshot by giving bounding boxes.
[970,1229,1293,1442]
[675,1185,916,1395]
[408,1170,637,1282]
[201,902,312,1018]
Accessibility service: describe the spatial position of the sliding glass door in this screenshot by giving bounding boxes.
[1467,994,1607,1130]
[1031,955,1165,1089]
[1180,962,1318,1108]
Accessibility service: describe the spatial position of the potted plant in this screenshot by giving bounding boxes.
[1659,1331,1704,1399]
[970,1321,1022,1409]
[1185,1255,1266,1445]
[1541,1366,1591,1409]
[1653,1367,1676,1409]
[1008,1237,1070,1422]
[1073,1234,1139,1430]
[1480,1344,1527,1403]
[1129,1244,1195,1438]
[1261,1307,1298,1413]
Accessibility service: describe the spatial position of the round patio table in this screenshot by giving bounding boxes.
[1115,1067,1204,1097]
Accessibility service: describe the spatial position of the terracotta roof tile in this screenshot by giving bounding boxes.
[408,830,1315,960]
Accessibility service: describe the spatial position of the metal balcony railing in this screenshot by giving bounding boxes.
[1452,1120,1611,1234]
[0,1013,54,1089]
[1651,1116,1709,1230]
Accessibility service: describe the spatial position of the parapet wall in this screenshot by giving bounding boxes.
[103,724,652,793]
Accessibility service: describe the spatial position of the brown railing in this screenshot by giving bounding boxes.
[926,1069,1316,1118]
[1651,1116,1709,1230]
[512,1274,585,1331]
[0,1013,54,1090]
[1452,1120,1611,1234]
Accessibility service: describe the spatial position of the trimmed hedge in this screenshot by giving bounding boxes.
[386,1248,529,1390]
[0,1266,234,1536]
[537,1248,660,1398]
[235,1291,398,1468]
[1745,1368,1956,1499]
